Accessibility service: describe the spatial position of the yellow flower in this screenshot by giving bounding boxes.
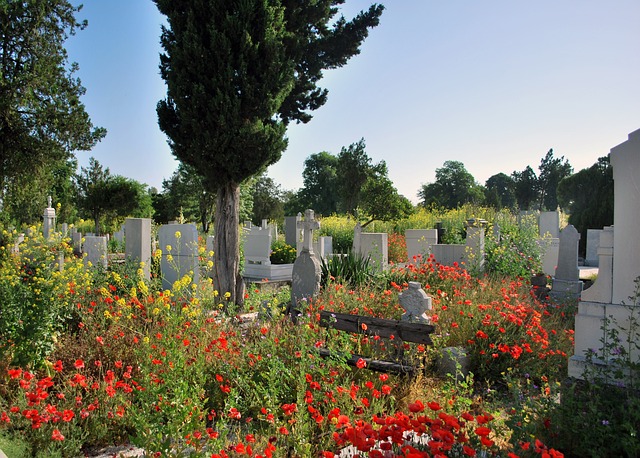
[224,291,231,300]
[175,231,181,239]
[165,245,172,252]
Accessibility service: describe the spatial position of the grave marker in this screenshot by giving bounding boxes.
[291,210,322,314]
[158,224,199,291]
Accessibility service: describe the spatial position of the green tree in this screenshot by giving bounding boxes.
[155,163,216,232]
[511,165,538,211]
[558,156,613,254]
[419,160,484,209]
[75,158,152,234]
[0,1,105,224]
[336,138,385,214]
[298,151,339,215]
[537,148,573,211]
[154,1,383,303]
[484,173,516,210]
[250,173,284,226]
[360,174,413,228]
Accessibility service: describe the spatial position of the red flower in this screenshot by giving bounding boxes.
[355,358,367,369]
[475,426,491,437]
[278,426,289,435]
[51,429,65,441]
[427,401,442,411]
[74,359,85,370]
[408,400,424,412]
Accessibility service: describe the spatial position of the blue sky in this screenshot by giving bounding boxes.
[67,1,640,204]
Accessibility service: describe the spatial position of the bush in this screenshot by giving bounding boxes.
[321,251,375,288]
[269,239,296,264]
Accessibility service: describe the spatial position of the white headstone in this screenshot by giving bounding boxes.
[405,229,437,262]
[158,224,199,291]
[43,196,56,240]
[539,211,560,238]
[244,224,272,265]
[83,236,108,269]
[359,233,388,273]
[125,218,152,279]
[585,229,603,267]
[399,282,432,323]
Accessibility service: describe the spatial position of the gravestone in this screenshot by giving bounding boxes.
[539,211,560,238]
[539,238,560,276]
[158,224,199,291]
[313,236,333,260]
[550,224,583,301]
[465,219,486,272]
[113,227,125,244]
[125,218,152,279]
[71,228,82,256]
[83,235,108,269]
[405,229,437,261]
[43,196,56,240]
[284,215,299,247]
[61,223,68,238]
[399,282,432,323]
[359,232,388,273]
[352,222,362,253]
[244,220,272,266]
[290,210,322,315]
[569,128,640,380]
[585,229,603,267]
[12,233,25,255]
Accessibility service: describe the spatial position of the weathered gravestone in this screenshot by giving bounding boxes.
[399,281,432,323]
[158,224,199,291]
[569,128,640,380]
[125,218,152,279]
[290,210,322,316]
[550,224,583,301]
[83,235,108,269]
[284,215,299,248]
[359,232,388,273]
[539,211,560,238]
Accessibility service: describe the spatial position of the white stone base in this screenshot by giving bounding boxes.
[243,263,293,282]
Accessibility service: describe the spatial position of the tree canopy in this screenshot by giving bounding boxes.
[154,1,383,303]
[419,161,484,209]
[0,0,105,223]
[557,156,613,254]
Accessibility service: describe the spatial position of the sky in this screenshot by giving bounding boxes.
[66,1,640,204]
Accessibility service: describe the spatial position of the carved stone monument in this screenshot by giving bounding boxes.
[290,209,322,317]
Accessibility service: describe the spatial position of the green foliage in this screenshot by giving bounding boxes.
[484,211,543,278]
[250,173,285,226]
[419,161,485,209]
[537,149,572,211]
[321,251,375,288]
[360,174,414,228]
[296,152,340,215]
[0,227,92,367]
[484,173,516,210]
[269,239,296,265]
[75,158,152,235]
[0,0,105,225]
[558,156,613,255]
[317,215,356,252]
[154,0,383,302]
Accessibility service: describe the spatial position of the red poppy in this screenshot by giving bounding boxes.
[74,359,85,370]
[51,429,65,441]
[355,358,367,369]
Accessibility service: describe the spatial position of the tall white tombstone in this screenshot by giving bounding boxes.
[43,196,56,240]
[83,236,108,269]
[313,236,333,260]
[125,218,152,279]
[465,220,486,272]
[158,224,199,291]
[284,216,298,247]
[359,233,388,273]
[405,229,438,261]
[569,128,640,380]
[539,238,560,276]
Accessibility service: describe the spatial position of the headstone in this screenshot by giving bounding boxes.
[43,196,56,240]
[550,224,583,301]
[113,227,125,243]
[313,236,333,260]
[284,216,299,247]
[12,233,25,255]
[359,232,388,273]
[83,236,108,269]
[399,282,432,323]
[61,223,68,237]
[158,224,199,291]
[539,211,560,238]
[244,222,272,265]
[465,219,486,272]
[432,244,466,267]
[71,228,82,256]
[125,218,152,279]
[405,229,437,261]
[585,229,603,267]
[352,222,362,253]
[291,210,322,314]
[539,238,560,276]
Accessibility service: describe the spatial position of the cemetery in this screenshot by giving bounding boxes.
[1,130,638,458]
[2,9,640,457]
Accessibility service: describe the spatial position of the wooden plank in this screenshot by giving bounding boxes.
[319,311,435,345]
[317,348,416,375]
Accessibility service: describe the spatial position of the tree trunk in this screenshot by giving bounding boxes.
[214,182,245,306]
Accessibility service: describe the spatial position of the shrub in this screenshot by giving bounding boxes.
[270,239,296,264]
[320,251,375,288]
